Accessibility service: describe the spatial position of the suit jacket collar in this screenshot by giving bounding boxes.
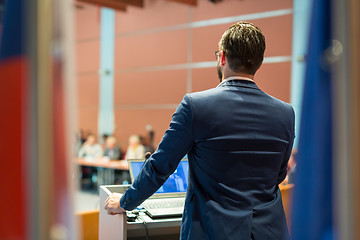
[217,78,259,90]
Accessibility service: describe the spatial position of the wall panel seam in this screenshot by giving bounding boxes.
[114,104,179,109]
[76,56,292,76]
[113,56,292,74]
[76,8,293,43]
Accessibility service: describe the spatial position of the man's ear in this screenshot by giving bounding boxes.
[220,51,226,66]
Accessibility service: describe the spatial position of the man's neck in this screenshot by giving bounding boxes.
[222,66,254,81]
[222,73,254,81]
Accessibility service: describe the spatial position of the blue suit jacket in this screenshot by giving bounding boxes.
[120,80,295,240]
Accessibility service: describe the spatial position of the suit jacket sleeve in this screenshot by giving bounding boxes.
[277,106,296,184]
[120,94,194,210]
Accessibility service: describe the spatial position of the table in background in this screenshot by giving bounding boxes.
[76,158,129,187]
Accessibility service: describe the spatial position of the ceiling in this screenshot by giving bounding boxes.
[75,0,222,11]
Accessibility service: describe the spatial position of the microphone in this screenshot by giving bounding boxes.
[145,152,151,160]
[141,152,152,170]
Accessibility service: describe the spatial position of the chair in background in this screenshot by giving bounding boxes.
[280,183,294,229]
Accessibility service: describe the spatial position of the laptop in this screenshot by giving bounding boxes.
[128,158,189,219]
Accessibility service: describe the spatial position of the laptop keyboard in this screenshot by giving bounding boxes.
[142,198,185,209]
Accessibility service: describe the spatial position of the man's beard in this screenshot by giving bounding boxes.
[217,64,223,83]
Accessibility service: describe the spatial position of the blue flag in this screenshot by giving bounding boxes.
[0,0,24,60]
[290,0,335,239]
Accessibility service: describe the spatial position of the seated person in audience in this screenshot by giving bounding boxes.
[125,135,145,159]
[78,134,102,189]
[103,136,121,160]
[78,134,103,159]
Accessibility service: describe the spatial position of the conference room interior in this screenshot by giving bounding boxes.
[1,0,360,239]
[74,0,295,210]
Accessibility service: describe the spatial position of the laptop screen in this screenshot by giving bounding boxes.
[130,159,189,194]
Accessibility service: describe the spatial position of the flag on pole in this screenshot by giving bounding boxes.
[290,0,335,239]
[0,0,27,239]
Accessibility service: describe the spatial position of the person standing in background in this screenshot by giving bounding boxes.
[79,129,87,145]
[144,124,155,153]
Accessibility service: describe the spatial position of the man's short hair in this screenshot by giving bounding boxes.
[219,22,266,75]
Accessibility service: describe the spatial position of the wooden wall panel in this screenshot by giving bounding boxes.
[76,0,293,148]
[192,15,293,63]
[255,62,291,102]
[192,68,219,92]
[192,0,292,21]
[78,108,99,136]
[77,75,100,107]
[349,0,360,237]
[254,16,293,57]
[192,25,225,63]
[115,30,188,69]
[76,40,100,74]
[76,3,101,136]
[115,0,189,34]
[191,61,291,104]
[114,108,175,148]
[114,70,187,105]
[75,3,100,41]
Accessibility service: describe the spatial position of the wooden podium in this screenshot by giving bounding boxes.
[99,184,294,239]
[99,185,128,240]
[99,185,181,240]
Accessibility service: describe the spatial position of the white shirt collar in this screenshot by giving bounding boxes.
[217,76,254,87]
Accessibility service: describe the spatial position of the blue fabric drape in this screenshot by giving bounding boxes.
[291,0,335,239]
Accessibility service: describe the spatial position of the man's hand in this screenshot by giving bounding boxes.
[104,193,126,215]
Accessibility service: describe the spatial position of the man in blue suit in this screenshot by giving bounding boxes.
[105,22,295,240]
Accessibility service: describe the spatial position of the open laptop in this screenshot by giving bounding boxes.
[128,158,189,219]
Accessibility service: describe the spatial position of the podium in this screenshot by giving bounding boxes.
[99,185,181,240]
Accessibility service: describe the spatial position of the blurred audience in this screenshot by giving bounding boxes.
[142,124,155,154]
[78,134,103,159]
[125,134,145,159]
[103,136,122,160]
[101,134,109,150]
[78,134,103,189]
[79,129,88,145]
[74,133,82,156]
